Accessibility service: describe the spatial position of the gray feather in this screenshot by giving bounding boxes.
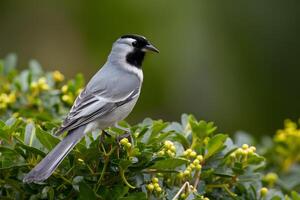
[23,125,86,183]
[56,63,141,135]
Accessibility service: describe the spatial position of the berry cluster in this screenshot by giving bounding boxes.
[119,138,132,149]
[146,177,162,193]
[230,144,256,162]
[178,152,204,178]
[157,140,176,157]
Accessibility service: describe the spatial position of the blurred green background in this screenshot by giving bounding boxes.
[0,0,300,136]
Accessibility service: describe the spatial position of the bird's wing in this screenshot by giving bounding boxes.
[56,86,140,135]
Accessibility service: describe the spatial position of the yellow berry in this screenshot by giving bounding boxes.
[61,85,68,93]
[190,163,195,169]
[30,82,38,90]
[190,151,197,158]
[250,146,256,152]
[260,187,268,197]
[236,148,243,156]
[193,159,200,165]
[203,198,209,200]
[158,150,165,156]
[52,70,65,82]
[170,145,176,152]
[177,172,184,178]
[184,169,191,176]
[120,138,129,145]
[153,183,160,188]
[62,94,70,102]
[186,149,192,154]
[38,77,47,85]
[152,177,159,183]
[242,144,249,150]
[196,164,202,170]
[146,183,154,191]
[196,155,204,162]
[155,186,162,193]
[180,193,186,199]
[40,83,49,90]
[125,142,132,148]
[230,153,236,159]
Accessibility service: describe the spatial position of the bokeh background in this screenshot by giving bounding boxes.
[0,0,300,136]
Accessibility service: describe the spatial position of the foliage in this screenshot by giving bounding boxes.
[0,54,299,199]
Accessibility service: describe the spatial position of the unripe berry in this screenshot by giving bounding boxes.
[158,150,165,156]
[186,149,192,154]
[190,151,197,158]
[236,148,243,156]
[250,146,256,152]
[125,142,132,148]
[196,164,202,170]
[193,159,200,165]
[155,186,162,193]
[242,144,249,150]
[183,151,188,156]
[196,155,203,162]
[153,183,160,188]
[177,172,184,178]
[184,169,191,176]
[190,163,195,169]
[260,187,268,197]
[120,138,129,145]
[170,145,176,152]
[180,193,186,199]
[152,177,159,183]
[167,149,173,156]
[146,183,154,191]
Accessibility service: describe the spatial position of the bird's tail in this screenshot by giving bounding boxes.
[23,126,86,183]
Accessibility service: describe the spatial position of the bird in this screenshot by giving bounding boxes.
[23,34,159,183]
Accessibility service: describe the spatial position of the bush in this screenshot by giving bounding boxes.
[0,54,300,199]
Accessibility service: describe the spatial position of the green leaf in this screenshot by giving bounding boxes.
[3,53,17,74]
[78,182,97,200]
[119,192,147,200]
[0,147,23,169]
[291,191,300,200]
[24,122,36,147]
[147,120,169,144]
[0,127,10,142]
[29,59,43,77]
[35,127,60,150]
[205,134,227,159]
[149,158,189,170]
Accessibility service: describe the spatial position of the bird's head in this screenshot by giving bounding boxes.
[108,34,159,68]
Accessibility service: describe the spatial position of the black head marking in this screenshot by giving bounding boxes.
[120,34,150,68]
[121,34,149,47]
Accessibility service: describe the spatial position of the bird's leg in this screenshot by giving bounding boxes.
[99,130,110,143]
[114,122,130,133]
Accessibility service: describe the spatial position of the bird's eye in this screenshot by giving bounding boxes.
[132,41,137,47]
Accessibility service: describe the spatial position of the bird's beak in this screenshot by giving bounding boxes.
[144,43,159,53]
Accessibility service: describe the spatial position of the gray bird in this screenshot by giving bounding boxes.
[23,34,159,183]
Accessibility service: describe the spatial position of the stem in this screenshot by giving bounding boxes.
[95,158,109,192]
[193,170,201,189]
[94,146,117,193]
[120,168,135,189]
[207,184,237,197]
[172,181,190,200]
